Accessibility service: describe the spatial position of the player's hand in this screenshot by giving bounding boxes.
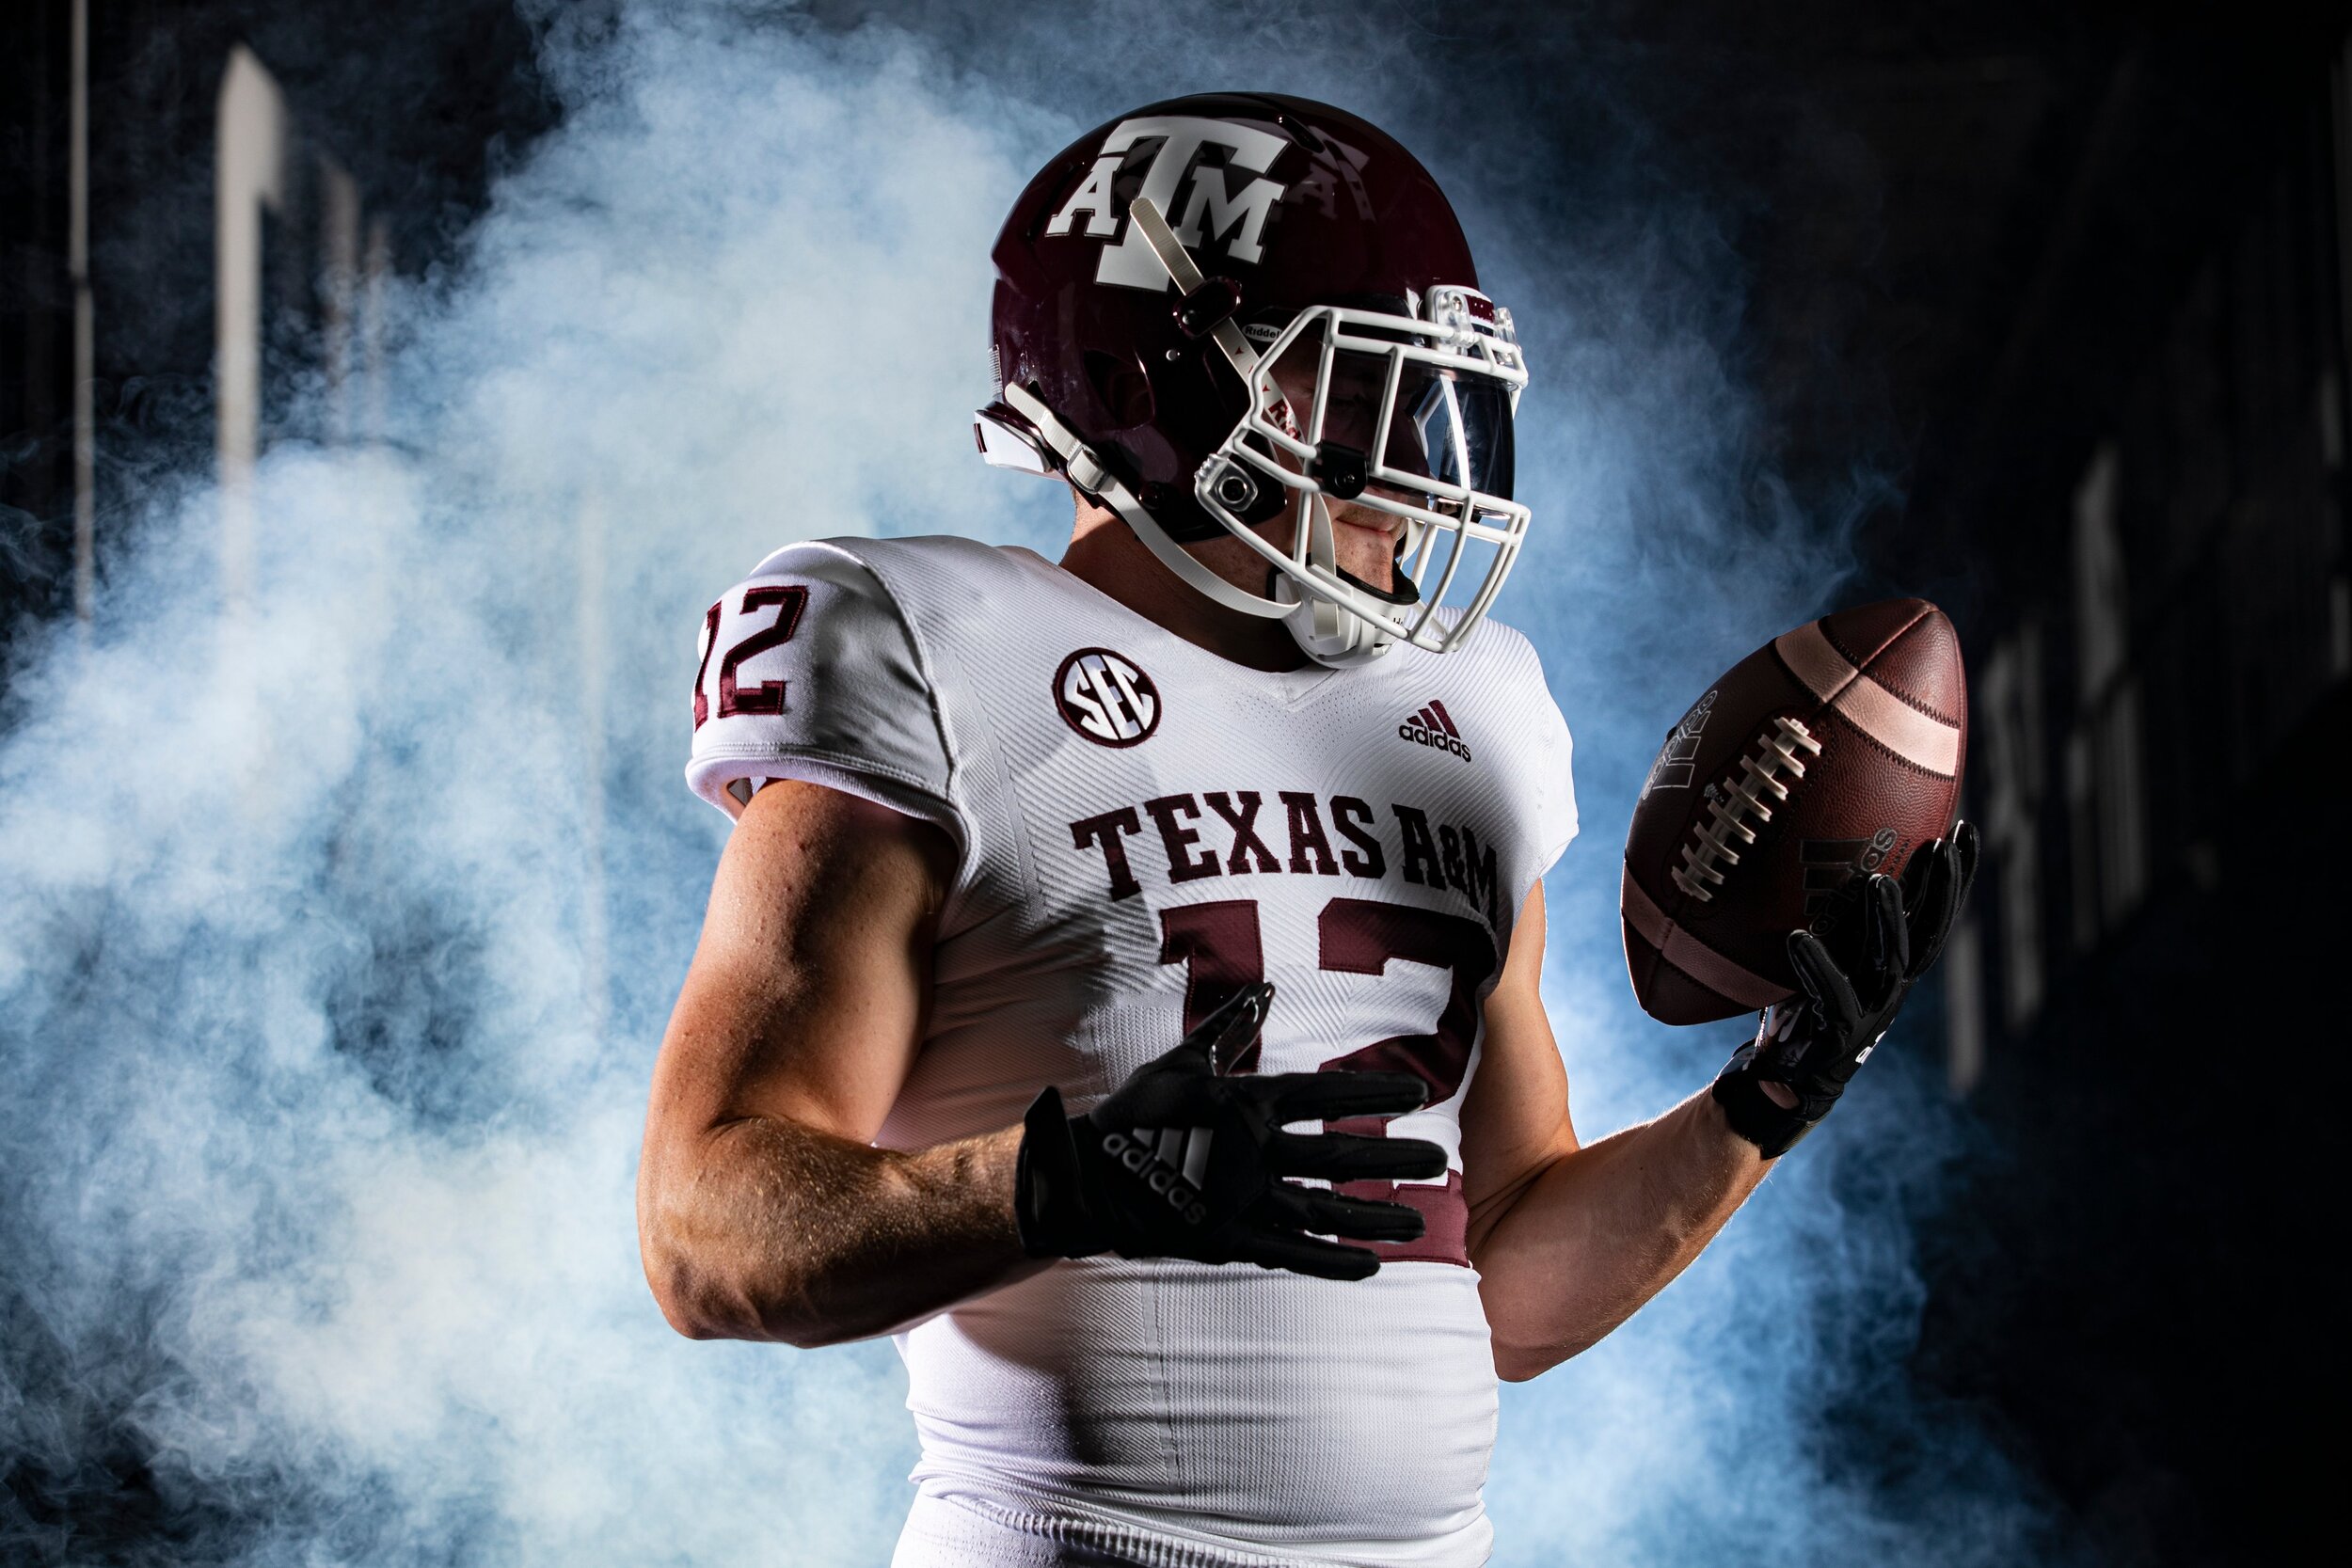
[1015,982,1445,1281]
[1712,821,1979,1157]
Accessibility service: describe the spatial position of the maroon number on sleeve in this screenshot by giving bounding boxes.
[716,585,809,719]
[692,600,724,729]
[694,587,809,730]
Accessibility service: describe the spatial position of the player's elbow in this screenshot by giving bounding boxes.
[1492,1346,1545,1383]
[639,1230,737,1341]
[1488,1312,1608,1382]
[635,1123,859,1347]
[1491,1337,1576,1383]
[640,1234,819,1345]
[637,1195,845,1346]
[637,1171,781,1343]
[650,1284,725,1342]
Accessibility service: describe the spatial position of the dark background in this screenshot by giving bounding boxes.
[6,3,2344,1562]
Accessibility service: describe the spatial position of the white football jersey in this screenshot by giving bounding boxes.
[686,536,1577,1568]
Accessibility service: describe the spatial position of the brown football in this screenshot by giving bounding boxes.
[1621,599,1969,1025]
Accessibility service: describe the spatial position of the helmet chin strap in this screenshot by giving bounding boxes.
[1002,382,1290,622]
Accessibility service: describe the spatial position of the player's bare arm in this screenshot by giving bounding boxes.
[1464,826,1979,1380]
[1460,881,1769,1380]
[642,769,1449,1343]
[636,780,1041,1346]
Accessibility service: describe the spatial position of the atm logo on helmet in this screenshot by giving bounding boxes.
[1046,116,1288,292]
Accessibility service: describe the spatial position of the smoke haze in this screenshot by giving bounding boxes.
[1,2,2053,1562]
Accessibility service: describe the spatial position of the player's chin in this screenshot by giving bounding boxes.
[1330,507,1406,591]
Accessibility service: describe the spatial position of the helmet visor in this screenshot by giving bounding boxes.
[1403,371,1515,504]
[1270,340,1518,507]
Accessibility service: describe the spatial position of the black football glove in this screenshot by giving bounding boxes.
[1713,821,1980,1157]
[1016,982,1445,1281]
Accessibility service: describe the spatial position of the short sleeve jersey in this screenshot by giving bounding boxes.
[688,536,1577,1568]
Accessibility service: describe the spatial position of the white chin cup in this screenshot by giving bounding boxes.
[1270,492,1396,666]
[1275,579,1391,667]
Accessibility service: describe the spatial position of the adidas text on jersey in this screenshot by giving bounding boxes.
[1399,698,1471,761]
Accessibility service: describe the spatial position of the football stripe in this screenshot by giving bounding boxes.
[1773,623,1961,777]
[1620,865,1789,1008]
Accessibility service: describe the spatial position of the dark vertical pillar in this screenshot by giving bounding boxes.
[3,0,75,636]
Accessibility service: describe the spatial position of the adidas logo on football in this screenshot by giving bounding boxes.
[1398,699,1472,761]
[1100,1126,1214,1227]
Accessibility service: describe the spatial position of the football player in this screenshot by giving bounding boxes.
[637,94,1975,1567]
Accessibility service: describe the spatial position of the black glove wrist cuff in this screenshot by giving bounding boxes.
[1711,1043,1820,1160]
[1014,1085,1104,1259]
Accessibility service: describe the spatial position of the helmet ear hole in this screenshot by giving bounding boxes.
[1083,350,1155,429]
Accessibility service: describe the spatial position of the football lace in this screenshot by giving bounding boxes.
[1672,715,1823,904]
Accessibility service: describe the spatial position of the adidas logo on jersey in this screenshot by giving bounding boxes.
[1100,1126,1214,1227]
[1399,700,1471,761]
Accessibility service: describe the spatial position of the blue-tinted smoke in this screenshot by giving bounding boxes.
[0,2,2053,1562]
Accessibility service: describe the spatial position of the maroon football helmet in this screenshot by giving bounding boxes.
[977,93,1530,665]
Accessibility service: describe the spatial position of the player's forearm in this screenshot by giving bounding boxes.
[1472,1089,1769,1380]
[638,1115,1038,1347]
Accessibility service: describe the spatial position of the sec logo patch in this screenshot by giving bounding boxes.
[1055,647,1161,747]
